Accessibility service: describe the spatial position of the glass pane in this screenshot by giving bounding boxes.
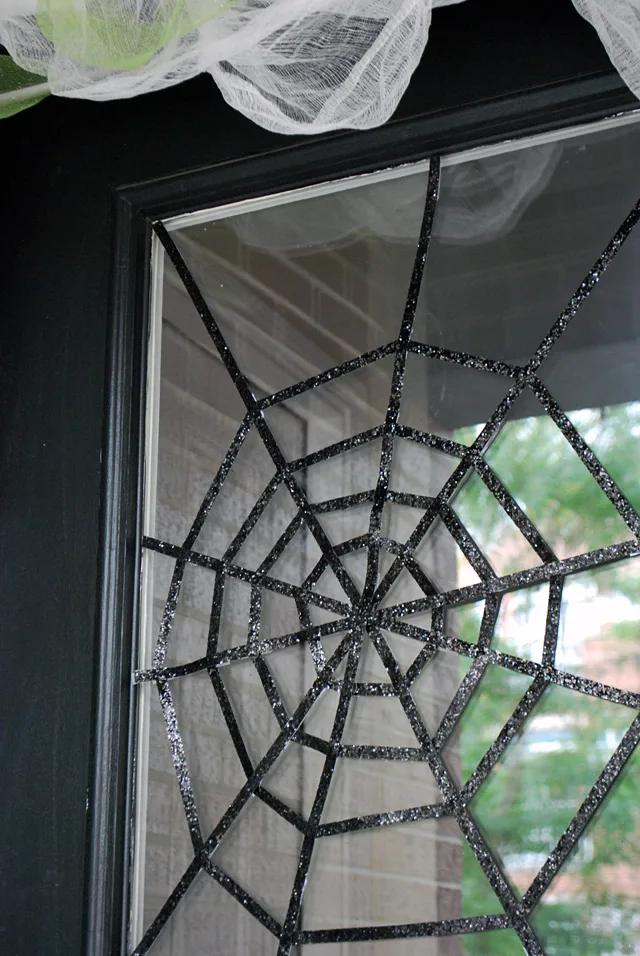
[531,743,640,955]
[446,602,486,647]
[151,559,217,667]
[414,519,482,593]
[355,637,394,683]
[137,684,195,943]
[264,353,394,460]
[303,437,383,502]
[172,671,248,836]
[413,121,640,361]
[470,686,631,896]
[382,501,424,547]
[442,666,533,788]
[317,502,373,548]
[261,742,327,818]
[555,560,640,693]
[217,575,253,650]
[492,585,548,663]
[146,869,278,956]
[191,426,278,561]
[134,117,640,954]
[302,685,340,741]
[390,436,460,498]
[301,942,441,955]
[411,648,475,737]
[233,482,299,571]
[155,270,247,544]
[337,547,369,595]
[172,169,430,392]
[322,757,441,822]
[399,352,510,437]
[484,396,632,561]
[303,818,503,930]
[266,640,318,714]
[541,223,640,519]
[384,628,430,674]
[451,471,544,577]
[378,562,431,608]
[212,795,305,923]
[217,659,282,766]
[301,931,526,956]
[343,695,420,748]
[268,528,325,589]
[463,928,527,956]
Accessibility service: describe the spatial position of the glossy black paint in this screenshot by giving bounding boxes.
[0,1,635,954]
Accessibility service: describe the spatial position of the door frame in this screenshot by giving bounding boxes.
[88,72,640,956]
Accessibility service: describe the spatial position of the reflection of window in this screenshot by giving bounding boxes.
[130,116,640,956]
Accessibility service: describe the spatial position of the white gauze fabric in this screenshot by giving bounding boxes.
[0,0,462,131]
[0,0,638,134]
[227,143,563,251]
[572,0,640,100]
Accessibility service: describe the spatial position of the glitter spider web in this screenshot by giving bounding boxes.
[133,157,640,955]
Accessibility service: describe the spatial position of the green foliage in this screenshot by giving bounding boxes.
[483,406,634,557]
[35,0,240,71]
[572,404,640,515]
[457,402,640,954]
[0,56,49,119]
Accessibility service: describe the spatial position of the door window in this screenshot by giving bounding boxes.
[130,114,640,955]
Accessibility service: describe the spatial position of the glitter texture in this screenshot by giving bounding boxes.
[131,158,640,956]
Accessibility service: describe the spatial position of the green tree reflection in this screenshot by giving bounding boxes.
[455,403,640,955]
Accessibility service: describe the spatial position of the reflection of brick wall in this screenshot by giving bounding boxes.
[437,819,464,956]
[136,231,468,952]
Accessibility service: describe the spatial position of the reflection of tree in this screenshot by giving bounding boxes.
[455,404,640,955]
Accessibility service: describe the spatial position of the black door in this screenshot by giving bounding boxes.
[1,2,636,954]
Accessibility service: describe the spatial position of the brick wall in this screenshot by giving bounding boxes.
[134,225,468,954]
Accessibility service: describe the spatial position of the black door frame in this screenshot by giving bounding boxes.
[91,73,640,955]
[4,6,640,956]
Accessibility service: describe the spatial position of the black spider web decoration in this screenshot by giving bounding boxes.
[132,156,640,955]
